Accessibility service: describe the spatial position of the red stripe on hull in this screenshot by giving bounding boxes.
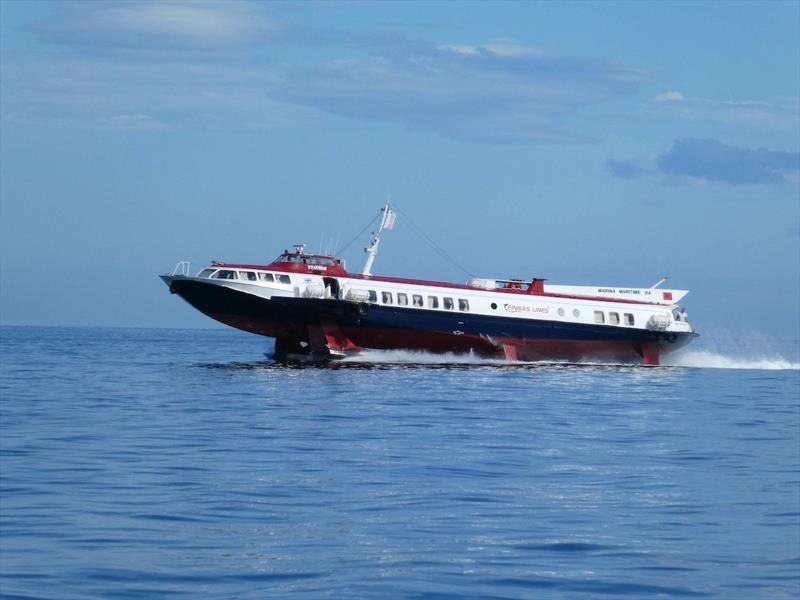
[341,328,653,364]
[215,312,660,365]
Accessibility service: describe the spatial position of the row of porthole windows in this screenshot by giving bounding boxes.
[368,290,469,312]
[200,269,292,285]
[553,306,633,326]
[592,310,634,326]
[554,306,636,326]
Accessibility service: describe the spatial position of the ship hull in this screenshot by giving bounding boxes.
[163,276,695,365]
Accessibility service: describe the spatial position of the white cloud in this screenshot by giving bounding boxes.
[30,0,279,49]
[649,92,799,132]
[654,90,684,102]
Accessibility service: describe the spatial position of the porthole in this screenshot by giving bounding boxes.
[491,302,497,310]
[557,307,565,317]
[572,308,580,318]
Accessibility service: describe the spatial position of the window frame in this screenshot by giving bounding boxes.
[213,269,238,280]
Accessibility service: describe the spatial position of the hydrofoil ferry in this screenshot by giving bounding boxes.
[160,204,696,365]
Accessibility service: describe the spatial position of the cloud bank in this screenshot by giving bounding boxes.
[2,1,649,143]
[608,138,800,185]
[606,159,648,180]
[650,90,799,132]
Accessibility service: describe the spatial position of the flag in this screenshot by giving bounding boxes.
[384,209,397,229]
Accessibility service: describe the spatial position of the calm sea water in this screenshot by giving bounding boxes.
[1,326,798,599]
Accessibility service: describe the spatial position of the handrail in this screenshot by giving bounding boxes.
[172,261,191,276]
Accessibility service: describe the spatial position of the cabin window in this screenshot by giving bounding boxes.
[213,270,237,280]
[572,309,580,318]
[491,303,497,310]
[278,275,291,284]
[458,299,469,311]
[609,312,620,325]
[594,311,605,324]
[397,293,408,306]
[624,313,635,326]
[239,271,257,281]
[306,257,336,266]
[381,291,393,304]
[198,269,215,278]
[428,296,439,309]
[412,294,423,307]
[557,307,565,317]
[368,290,377,303]
[258,272,274,282]
[443,297,454,310]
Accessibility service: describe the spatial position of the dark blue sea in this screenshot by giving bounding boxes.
[1,326,799,599]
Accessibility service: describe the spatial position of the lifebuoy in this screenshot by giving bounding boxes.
[356,302,370,315]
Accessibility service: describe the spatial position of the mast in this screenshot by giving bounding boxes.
[362,201,392,276]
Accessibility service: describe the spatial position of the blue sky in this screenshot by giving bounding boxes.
[1,0,798,346]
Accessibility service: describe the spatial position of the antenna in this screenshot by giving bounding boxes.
[650,276,669,289]
[362,200,392,276]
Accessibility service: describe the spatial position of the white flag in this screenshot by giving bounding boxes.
[384,209,397,229]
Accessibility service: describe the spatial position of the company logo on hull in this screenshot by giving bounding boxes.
[504,303,549,314]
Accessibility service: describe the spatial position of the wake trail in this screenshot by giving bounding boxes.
[340,349,799,371]
[663,350,799,371]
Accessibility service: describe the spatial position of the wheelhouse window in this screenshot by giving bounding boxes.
[213,270,237,280]
[198,269,215,278]
[412,294,423,307]
[609,312,620,325]
[428,296,439,309]
[624,313,635,326]
[458,299,469,311]
[368,290,378,303]
[443,297,454,310]
[307,257,337,266]
[239,271,257,281]
[277,274,291,284]
[594,311,605,324]
[381,291,393,304]
[258,272,274,282]
[397,293,408,306]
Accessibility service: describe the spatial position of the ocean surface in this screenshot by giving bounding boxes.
[1,326,798,599]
